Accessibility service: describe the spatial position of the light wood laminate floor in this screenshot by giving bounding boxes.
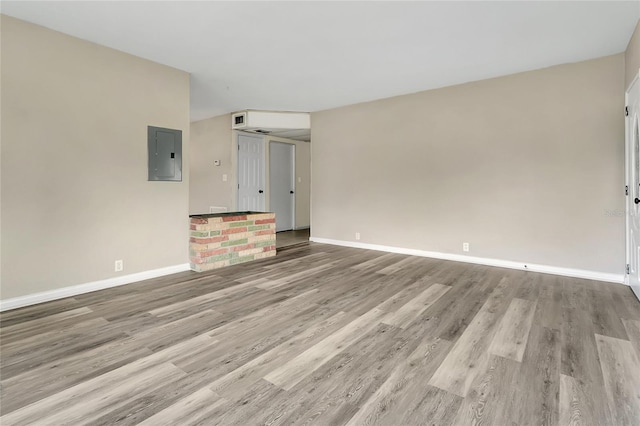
[276,229,310,249]
[1,243,640,425]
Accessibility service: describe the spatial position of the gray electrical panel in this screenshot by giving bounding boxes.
[148,126,182,181]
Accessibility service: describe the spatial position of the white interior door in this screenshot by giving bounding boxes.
[237,133,265,211]
[269,142,295,232]
[626,74,640,301]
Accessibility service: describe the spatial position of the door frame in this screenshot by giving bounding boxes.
[269,140,296,232]
[236,131,266,211]
[625,72,640,287]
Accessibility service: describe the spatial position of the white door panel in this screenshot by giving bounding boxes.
[270,142,295,232]
[237,133,265,212]
[626,75,640,301]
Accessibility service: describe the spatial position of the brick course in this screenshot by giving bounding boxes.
[189,212,276,272]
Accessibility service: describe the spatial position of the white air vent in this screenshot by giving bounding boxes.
[233,112,247,128]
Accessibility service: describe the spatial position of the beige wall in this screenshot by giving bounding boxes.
[625,19,640,90]
[189,114,233,214]
[312,54,625,274]
[1,16,190,299]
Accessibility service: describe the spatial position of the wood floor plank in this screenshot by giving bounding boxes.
[451,354,520,425]
[262,251,329,270]
[128,309,223,352]
[1,332,222,424]
[560,307,604,386]
[381,283,450,329]
[428,276,517,397]
[349,252,399,270]
[595,333,640,425]
[393,385,463,426]
[0,316,108,356]
[1,360,186,425]
[328,276,414,316]
[559,306,613,425]
[609,286,640,320]
[0,335,154,415]
[203,288,322,340]
[560,373,606,426]
[176,295,340,376]
[376,255,421,275]
[535,274,564,330]
[345,336,453,426]
[263,307,387,390]
[136,387,227,426]
[85,374,214,426]
[0,298,81,327]
[148,279,263,317]
[587,288,629,339]
[0,307,93,339]
[488,297,537,362]
[511,270,542,301]
[506,324,561,425]
[209,310,354,399]
[370,276,435,313]
[419,265,501,342]
[259,323,410,426]
[188,379,284,426]
[623,318,640,359]
[1,318,127,380]
[562,277,591,312]
[255,261,340,290]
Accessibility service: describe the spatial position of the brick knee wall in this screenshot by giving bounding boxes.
[189,213,276,272]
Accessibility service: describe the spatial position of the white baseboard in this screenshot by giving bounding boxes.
[310,237,625,285]
[0,263,191,312]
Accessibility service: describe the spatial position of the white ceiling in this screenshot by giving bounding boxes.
[2,1,639,122]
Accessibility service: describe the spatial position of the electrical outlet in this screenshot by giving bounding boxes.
[115,259,123,272]
[355,232,361,241]
[463,242,470,252]
[222,174,228,182]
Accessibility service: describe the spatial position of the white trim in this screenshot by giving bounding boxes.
[0,263,190,312]
[310,237,625,285]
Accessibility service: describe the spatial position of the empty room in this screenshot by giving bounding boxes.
[2,1,640,425]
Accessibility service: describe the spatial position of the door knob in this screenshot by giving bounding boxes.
[258,190,264,194]
[635,198,640,204]
[290,191,294,194]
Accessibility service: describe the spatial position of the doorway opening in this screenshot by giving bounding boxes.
[235,132,311,249]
